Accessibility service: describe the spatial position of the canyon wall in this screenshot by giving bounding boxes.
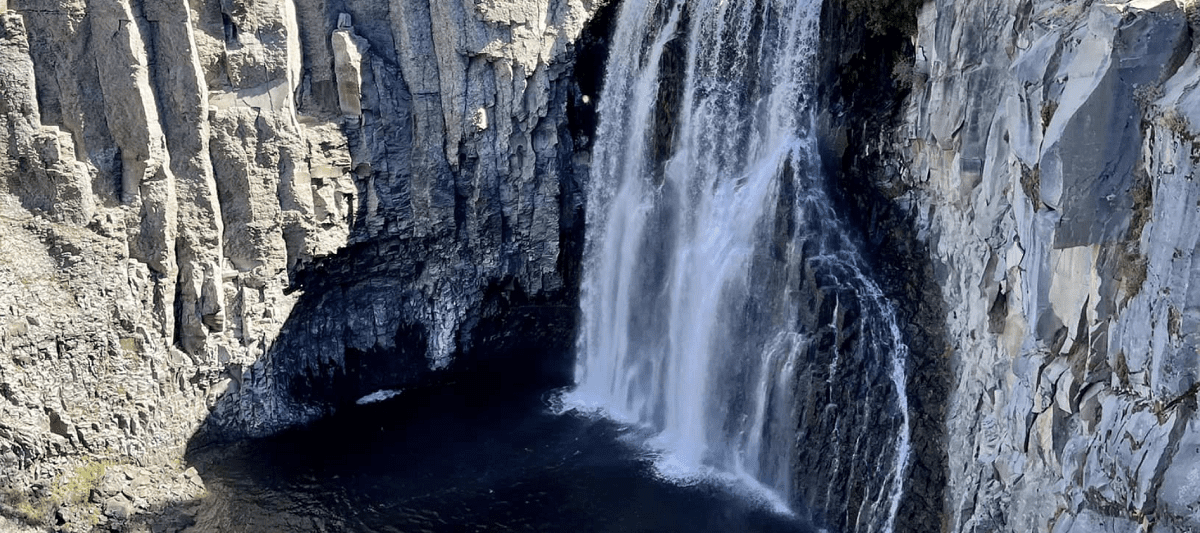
[6,0,1200,531]
[0,0,599,525]
[899,0,1200,530]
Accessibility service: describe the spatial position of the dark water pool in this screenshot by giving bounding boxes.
[186,384,818,533]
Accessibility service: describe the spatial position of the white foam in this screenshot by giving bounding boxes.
[647,449,796,517]
[355,389,403,405]
[558,387,797,518]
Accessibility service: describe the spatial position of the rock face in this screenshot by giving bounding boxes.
[816,3,950,530]
[895,0,1200,529]
[0,0,599,523]
[8,0,1200,531]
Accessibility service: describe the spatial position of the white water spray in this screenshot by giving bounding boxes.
[569,1,912,530]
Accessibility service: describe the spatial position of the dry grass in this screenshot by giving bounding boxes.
[1040,100,1058,130]
[1161,107,1193,139]
[1020,164,1043,211]
[1,458,115,527]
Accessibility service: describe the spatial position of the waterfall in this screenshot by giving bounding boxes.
[569,1,912,531]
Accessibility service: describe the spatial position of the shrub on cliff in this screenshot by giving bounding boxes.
[837,0,924,35]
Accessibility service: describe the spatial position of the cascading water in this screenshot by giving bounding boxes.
[569,0,913,531]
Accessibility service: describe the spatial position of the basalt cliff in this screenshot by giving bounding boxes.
[1,0,1200,531]
[827,0,1200,530]
[1,0,601,528]
[912,0,1200,529]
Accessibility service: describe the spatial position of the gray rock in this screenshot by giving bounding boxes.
[103,494,134,521]
[0,0,598,514]
[97,470,126,499]
[331,14,366,117]
[18,1,1200,532]
[902,0,1200,530]
[182,466,203,488]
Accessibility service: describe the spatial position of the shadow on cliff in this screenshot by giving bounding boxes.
[149,231,588,532]
[816,1,951,532]
[173,0,629,451]
[161,128,589,532]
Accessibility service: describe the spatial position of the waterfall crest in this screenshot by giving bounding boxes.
[569,1,912,530]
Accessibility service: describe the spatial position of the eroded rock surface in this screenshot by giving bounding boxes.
[0,0,600,528]
[11,0,1200,531]
[900,0,1200,529]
